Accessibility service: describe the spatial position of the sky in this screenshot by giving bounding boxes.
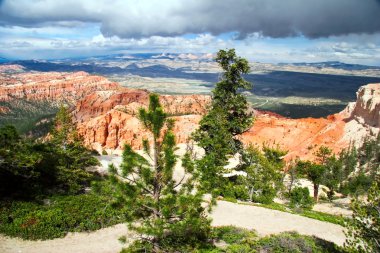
[0,0,380,65]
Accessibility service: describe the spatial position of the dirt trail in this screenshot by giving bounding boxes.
[212,201,346,246]
[0,201,346,253]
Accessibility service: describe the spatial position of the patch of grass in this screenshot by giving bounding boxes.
[300,210,346,226]
[251,202,289,212]
[0,181,125,240]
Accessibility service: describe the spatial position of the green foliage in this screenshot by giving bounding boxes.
[300,210,346,226]
[340,133,380,197]
[340,172,372,196]
[0,181,125,240]
[296,160,326,201]
[345,176,380,253]
[240,145,284,204]
[0,124,20,146]
[193,49,253,193]
[322,146,357,200]
[0,106,99,199]
[252,231,343,253]
[213,226,257,245]
[188,227,342,253]
[289,187,314,210]
[219,177,249,200]
[241,201,345,226]
[0,99,58,136]
[110,94,211,252]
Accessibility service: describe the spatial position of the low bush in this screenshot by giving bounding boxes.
[289,187,314,210]
[213,226,257,244]
[221,181,249,200]
[0,181,125,240]
[251,186,277,204]
[252,231,343,253]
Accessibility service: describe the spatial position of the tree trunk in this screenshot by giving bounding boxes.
[152,138,161,218]
[313,183,319,202]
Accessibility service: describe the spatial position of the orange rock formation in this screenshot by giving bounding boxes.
[0,65,378,160]
[73,88,210,151]
[0,70,118,103]
[73,82,380,160]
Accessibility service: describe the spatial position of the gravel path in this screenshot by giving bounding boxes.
[212,201,346,246]
[0,224,132,253]
[0,201,346,253]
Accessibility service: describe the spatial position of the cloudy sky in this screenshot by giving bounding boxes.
[1,0,380,65]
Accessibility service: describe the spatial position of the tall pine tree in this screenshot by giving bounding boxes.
[109,94,210,252]
[193,49,253,193]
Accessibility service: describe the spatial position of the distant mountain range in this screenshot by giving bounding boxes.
[55,53,214,62]
[0,57,8,63]
[2,53,379,71]
[279,61,380,71]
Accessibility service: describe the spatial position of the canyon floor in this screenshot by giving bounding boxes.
[0,200,346,253]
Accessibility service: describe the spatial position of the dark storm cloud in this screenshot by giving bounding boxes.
[0,0,379,39]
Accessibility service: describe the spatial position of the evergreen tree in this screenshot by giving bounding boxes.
[345,176,380,252]
[109,94,210,252]
[241,145,285,204]
[296,160,325,201]
[50,105,98,193]
[193,49,253,193]
[0,106,98,198]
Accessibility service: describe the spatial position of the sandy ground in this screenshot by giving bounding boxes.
[0,200,346,253]
[0,224,132,253]
[211,201,346,246]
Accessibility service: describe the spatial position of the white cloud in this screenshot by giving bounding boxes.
[1,0,380,39]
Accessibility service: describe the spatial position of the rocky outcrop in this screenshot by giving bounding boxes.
[73,89,210,152]
[0,64,24,73]
[1,64,378,161]
[242,111,348,161]
[243,83,380,161]
[0,70,119,103]
[73,82,380,159]
[350,83,380,127]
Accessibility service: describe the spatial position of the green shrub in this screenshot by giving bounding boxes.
[252,232,343,253]
[340,172,372,196]
[0,182,125,240]
[209,227,342,253]
[101,150,108,155]
[251,186,277,204]
[289,187,314,210]
[225,244,253,253]
[213,226,257,244]
[221,181,249,200]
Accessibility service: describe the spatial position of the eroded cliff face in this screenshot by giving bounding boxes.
[73,81,379,159]
[242,111,348,161]
[351,83,380,127]
[243,83,380,160]
[73,88,210,152]
[0,70,119,104]
[1,64,378,161]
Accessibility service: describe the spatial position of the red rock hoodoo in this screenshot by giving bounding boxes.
[1,65,378,160]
